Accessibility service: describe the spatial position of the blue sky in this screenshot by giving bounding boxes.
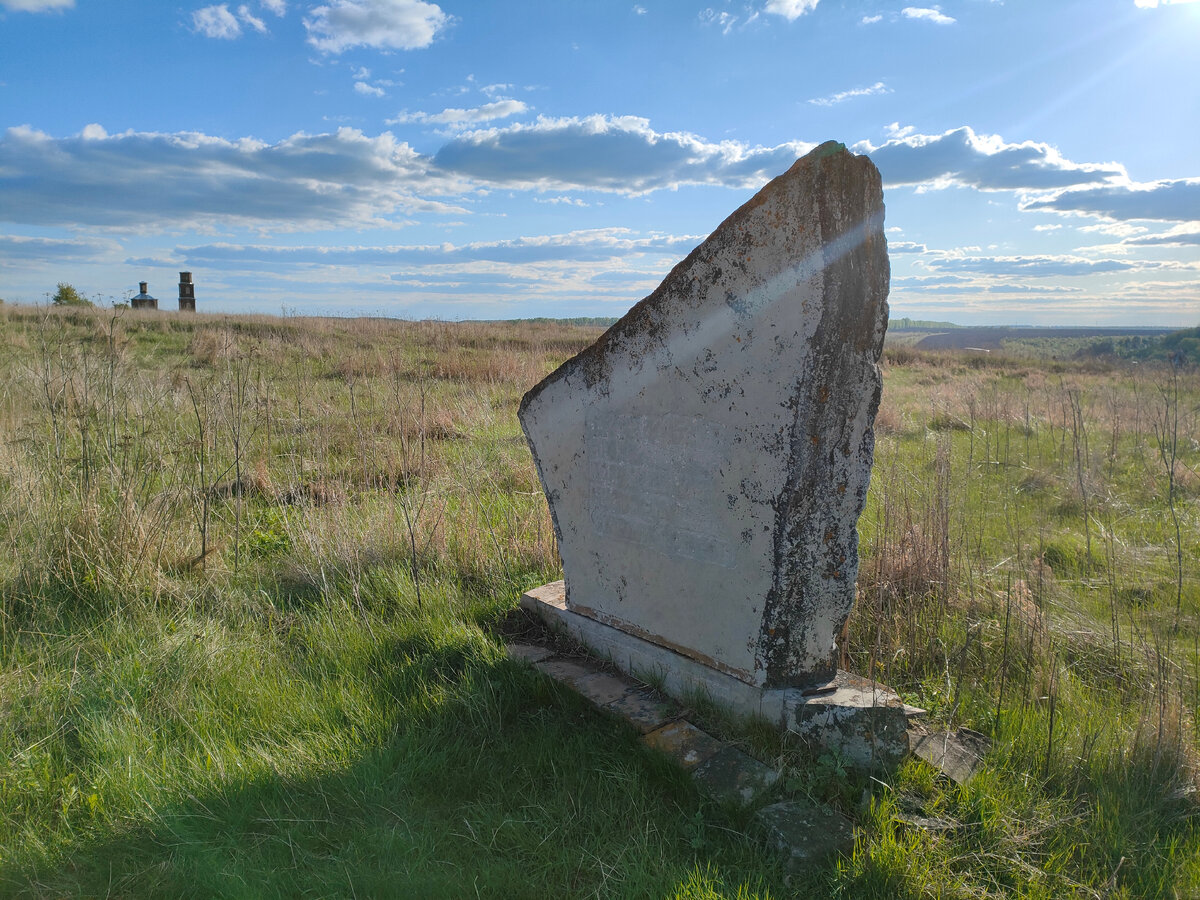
[1,0,1198,324]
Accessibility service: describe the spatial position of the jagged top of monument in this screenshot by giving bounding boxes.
[519,141,883,412]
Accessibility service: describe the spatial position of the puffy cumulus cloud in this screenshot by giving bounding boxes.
[808,81,890,107]
[389,100,529,127]
[192,4,242,38]
[0,234,119,263]
[888,241,928,254]
[261,0,286,13]
[304,0,448,54]
[861,14,882,23]
[354,81,386,97]
[855,126,1126,191]
[433,115,814,193]
[179,228,704,267]
[764,0,819,20]
[1023,179,1200,222]
[0,124,465,230]
[902,6,955,24]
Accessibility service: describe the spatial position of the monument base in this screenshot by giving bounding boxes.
[521,582,921,768]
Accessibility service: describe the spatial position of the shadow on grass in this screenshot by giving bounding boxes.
[0,634,791,899]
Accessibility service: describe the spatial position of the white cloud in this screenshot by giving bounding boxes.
[304,0,448,54]
[533,196,589,207]
[1080,222,1149,238]
[902,7,956,24]
[178,229,704,267]
[1024,179,1200,222]
[192,5,242,38]
[261,0,286,13]
[699,8,739,33]
[0,124,466,230]
[0,234,118,263]
[861,14,882,23]
[192,3,271,37]
[238,4,267,32]
[764,0,819,20]
[855,126,1126,191]
[1135,0,1200,7]
[389,100,529,127]
[354,81,386,97]
[0,0,72,10]
[808,81,890,107]
[922,252,1185,276]
[633,4,647,13]
[1033,224,1062,231]
[1124,225,1200,245]
[432,115,814,193]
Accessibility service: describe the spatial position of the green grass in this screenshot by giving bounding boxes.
[0,304,1198,896]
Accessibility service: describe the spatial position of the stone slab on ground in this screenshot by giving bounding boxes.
[642,721,727,770]
[519,142,889,691]
[909,727,990,785]
[505,643,555,665]
[755,800,857,867]
[533,658,599,688]
[692,745,781,806]
[514,637,780,807]
[607,688,681,734]
[572,671,639,707]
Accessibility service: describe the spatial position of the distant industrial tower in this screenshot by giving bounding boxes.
[178,272,196,311]
[131,282,157,310]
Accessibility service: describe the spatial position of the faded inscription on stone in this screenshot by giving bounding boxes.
[586,413,736,569]
[520,141,889,688]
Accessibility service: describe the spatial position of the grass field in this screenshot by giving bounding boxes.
[0,304,1197,897]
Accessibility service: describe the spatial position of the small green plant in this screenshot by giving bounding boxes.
[244,507,292,558]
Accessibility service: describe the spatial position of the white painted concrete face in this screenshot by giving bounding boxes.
[520,142,889,689]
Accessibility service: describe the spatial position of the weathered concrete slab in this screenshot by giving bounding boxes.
[642,721,726,769]
[573,671,637,707]
[909,727,990,784]
[519,141,888,690]
[606,688,680,734]
[692,745,781,806]
[533,658,597,688]
[505,643,556,665]
[755,800,857,867]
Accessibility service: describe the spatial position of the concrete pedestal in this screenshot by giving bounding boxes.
[521,581,921,768]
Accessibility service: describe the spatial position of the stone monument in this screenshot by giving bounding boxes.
[520,142,909,763]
